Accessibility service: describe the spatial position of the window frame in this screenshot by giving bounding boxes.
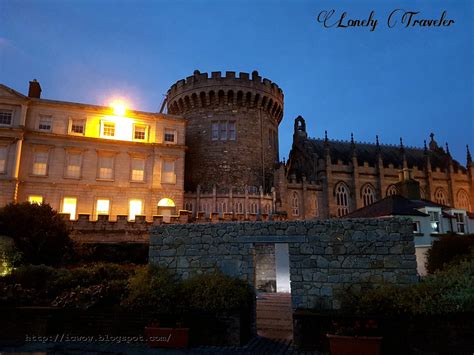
[100,121,116,138]
[69,118,86,136]
[61,196,78,220]
[128,199,143,221]
[133,124,148,142]
[426,208,442,234]
[161,159,176,184]
[0,145,8,174]
[163,128,177,144]
[0,109,13,126]
[130,156,146,182]
[32,149,50,176]
[64,151,83,179]
[38,115,52,132]
[95,198,111,218]
[28,195,43,205]
[97,153,115,181]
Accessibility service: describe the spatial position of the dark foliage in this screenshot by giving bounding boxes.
[0,202,73,266]
[426,233,474,274]
[77,243,148,264]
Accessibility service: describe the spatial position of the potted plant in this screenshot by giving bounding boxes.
[326,319,382,355]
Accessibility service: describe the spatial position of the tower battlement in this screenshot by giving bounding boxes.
[167,70,284,123]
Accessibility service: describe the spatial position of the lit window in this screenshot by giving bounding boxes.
[96,199,110,216]
[336,183,350,217]
[66,153,82,178]
[102,122,115,137]
[28,196,43,205]
[62,197,77,220]
[211,121,219,141]
[292,192,299,216]
[454,213,466,234]
[362,184,376,207]
[32,151,48,176]
[0,110,12,125]
[0,146,7,173]
[412,221,421,233]
[428,211,440,233]
[219,121,227,140]
[134,125,147,141]
[161,160,176,184]
[38,116,52,132]
[228,121,236,140]
[131,157,145,182]
[98,155,114,180]
[129,199,143,221]
[70,119,85,135]
[164,129,176,143]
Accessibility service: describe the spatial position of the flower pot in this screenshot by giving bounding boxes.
[145,326,189,348]
[326,334,382,355]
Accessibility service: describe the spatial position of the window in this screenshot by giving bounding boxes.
[62,197,77,220]
[101,121,115,137]
[0,146,7,173]
[131,157,145,182]
[235,201,244,214]
[457,190,471,212]
[0,110,12,125]
[28,196,43,205]
[250,202,258,214]
[219,121,227,140]
[69,119,85,135]
[38,116,52,132]
[428,211,441,233]
[185,202,193,212]
[65,152,82,178]
[435,188,448,206]
[98,155,114,180]
[32,151,48,176]
[386,185,398,196]
[211,121,219,141]
[362,184,376,207]
[134,125,147,141]
[454,213,466,234]
[96,199,110,216]
[161,160,176,184]
[164,129,176,143]
[335,183,350,217]
[217,202,227,213]
[412,221,421,233]
[292,192,299,216]
[129,199,143,221]
[228,121,236,140]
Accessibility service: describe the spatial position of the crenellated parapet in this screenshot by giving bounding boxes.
[167,70,284,124]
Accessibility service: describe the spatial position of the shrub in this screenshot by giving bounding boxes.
[77,243,148,264]
[181,272,255,314]
[0,202,73,266]
[122,265,180,316]
[426,233,474,274]
[2,264,60,290]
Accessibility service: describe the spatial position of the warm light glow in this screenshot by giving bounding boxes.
[158,198,175,207]
[110,100,126,116]
[129,199,143,221]
[28,195,43,205]
[62,197,77,220]
[97,199,110,215]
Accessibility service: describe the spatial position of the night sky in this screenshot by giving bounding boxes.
[1,0,472,164]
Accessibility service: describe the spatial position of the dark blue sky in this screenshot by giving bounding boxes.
[1,0,472,164]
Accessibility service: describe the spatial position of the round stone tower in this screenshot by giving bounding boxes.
[167,70,284,193]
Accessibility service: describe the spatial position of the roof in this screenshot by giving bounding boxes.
[306,138,465,173]
[344,195,437,218]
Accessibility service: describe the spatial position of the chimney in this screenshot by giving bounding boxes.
[28,79,42,98]
[395,168,421,200]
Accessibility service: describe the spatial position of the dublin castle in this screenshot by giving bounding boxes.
[0,71,473,224]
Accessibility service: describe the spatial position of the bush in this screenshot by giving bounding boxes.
[122,265,180,316]
[0,202,73,266]
[426,233,474,273]
[76,243,148,264]
[339,260,474,317]
[181,272,255,314]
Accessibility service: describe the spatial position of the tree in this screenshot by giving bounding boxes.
[0,202,73,266]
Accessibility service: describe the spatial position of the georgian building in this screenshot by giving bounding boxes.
[0,80,186,221]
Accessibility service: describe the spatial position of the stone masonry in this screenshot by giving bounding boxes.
[149,218,418,310]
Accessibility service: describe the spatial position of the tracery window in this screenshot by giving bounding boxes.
[386,185,398,196]
[362,184,376,207]
[292,192,299,216]
[335,182,350,217]
[434,188,448,206]
[457,189,471,212]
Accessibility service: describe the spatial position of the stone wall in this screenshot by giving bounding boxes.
[149,218,418,310]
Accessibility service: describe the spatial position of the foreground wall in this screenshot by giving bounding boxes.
[149,218,418,310]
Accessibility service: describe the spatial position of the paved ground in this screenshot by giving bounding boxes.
[1,293,325,354]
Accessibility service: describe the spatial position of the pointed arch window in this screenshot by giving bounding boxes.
[362,184,376,207]
[335,183,350,217]
[386,185,398,196]
[292,192,299,216]
[457,189,471,211]
[435,188,448,206]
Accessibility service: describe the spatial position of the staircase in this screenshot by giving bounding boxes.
[256,292,293,340]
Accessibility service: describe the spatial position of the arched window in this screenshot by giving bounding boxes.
[235,201,244,214]
[184,202,193,212]
[457,189,471,211]
[361,184,376,207]
[435,188,448,206]
[292,192,299,216]
[420,187,426,200]
[335,182,350,217]
[386,185,398,196]
[314,193,319,217]
[250,202,258,214]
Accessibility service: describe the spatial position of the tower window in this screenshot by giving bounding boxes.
[219,121,227,140]
[211,121,219,140]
